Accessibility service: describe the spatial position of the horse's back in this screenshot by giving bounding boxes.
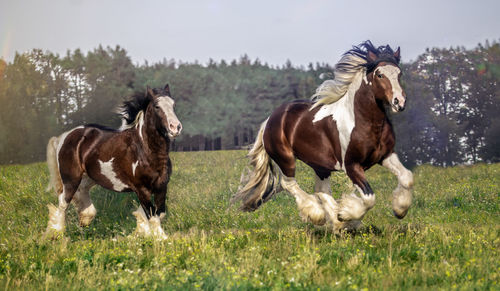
[264,100,341,175]
[55,125,126,170]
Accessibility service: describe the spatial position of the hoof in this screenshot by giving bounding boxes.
[393,209,408,219]
[78,204,97,227]
[149,215,168,240]
[337,193,367,221]
[299,198,326,226]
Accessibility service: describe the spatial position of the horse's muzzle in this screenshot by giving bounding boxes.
[392,96,406,112]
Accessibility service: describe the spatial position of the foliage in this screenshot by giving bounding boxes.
[0,151,498,289]
[0,41,499,165]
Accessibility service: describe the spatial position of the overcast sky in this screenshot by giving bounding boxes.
[1,0,499,66]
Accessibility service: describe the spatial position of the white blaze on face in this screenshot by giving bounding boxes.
[156,96,181,137]
[376,65,404,111]
[98,157,128,191]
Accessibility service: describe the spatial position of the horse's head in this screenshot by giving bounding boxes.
[147,84,182,139]
[367,47,406,112]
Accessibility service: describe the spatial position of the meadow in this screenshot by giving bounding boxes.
[0,150,498,290]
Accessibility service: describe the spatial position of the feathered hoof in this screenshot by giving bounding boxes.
[78,204,97,227]
[133,208,152,237]
[337,193,367,222]
[132,208,168,240]
[44,204,66,240]
[392,186,412,219]
[149,214,168,241]
[299,196,326,226]
[315,192,361,233]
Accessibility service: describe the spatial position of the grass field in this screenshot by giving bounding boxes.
[0,150,498,290]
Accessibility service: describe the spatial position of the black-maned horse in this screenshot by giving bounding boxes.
[45,84,182,239]
[232,41,414,232]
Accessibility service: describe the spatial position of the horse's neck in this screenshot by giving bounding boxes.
[355,81,388,129]
[141,110,170,162]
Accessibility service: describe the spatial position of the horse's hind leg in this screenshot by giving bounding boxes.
[72,175,97,227]
[268,140,326,225]
[45,129,85,238]
[280,174,326,226]
[46,177,82,236]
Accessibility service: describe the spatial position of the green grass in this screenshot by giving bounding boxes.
[0,150,498,290]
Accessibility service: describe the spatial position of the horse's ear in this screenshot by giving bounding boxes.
[146,86,156,100]
[394,47,401,63]
[164,83,171,96]
[367,50,377,63]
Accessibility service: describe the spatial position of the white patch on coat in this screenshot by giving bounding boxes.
[98,158,128,191]
[376,65,403,103]
[312,71,364,168]
[132,160,139,176]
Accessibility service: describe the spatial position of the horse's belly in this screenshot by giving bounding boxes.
[86,161,133,193]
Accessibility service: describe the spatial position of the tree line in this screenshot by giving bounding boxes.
[0,41,498,167]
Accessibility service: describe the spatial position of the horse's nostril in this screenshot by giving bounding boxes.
[177,124,182,131]
[394,98,399,105]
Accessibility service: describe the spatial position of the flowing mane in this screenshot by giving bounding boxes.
[311,40,400,109]
[117,90,151,130]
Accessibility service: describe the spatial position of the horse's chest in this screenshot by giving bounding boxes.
[313,98,356,168]
[134,159,170,188]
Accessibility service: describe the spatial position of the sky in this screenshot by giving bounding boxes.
[1,0,499,67]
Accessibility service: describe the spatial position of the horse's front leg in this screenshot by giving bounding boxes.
[150,188,168,239]
[338,163,376,221]
[132,187,167,239]
[382,153,414,218]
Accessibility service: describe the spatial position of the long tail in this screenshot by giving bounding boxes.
[231,119,282,211]
[46,136,63,195]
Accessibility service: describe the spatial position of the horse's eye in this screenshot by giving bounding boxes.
[377,74,383,79]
